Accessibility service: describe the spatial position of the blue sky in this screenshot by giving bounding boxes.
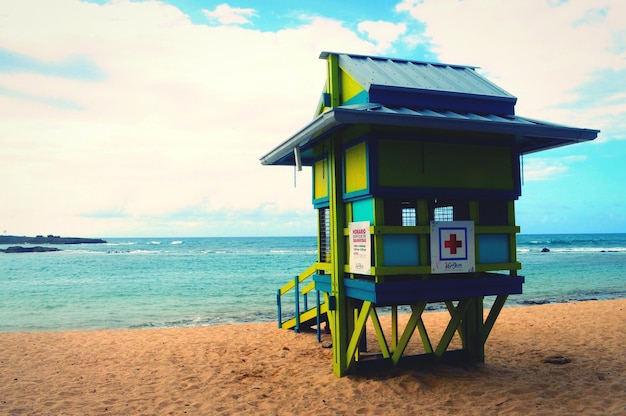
[1,0,625,237]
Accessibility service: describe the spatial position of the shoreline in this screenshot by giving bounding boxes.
[1,299,625,414]
[3,296,625,334]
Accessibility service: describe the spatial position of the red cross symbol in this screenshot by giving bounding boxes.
[444,233,463,254]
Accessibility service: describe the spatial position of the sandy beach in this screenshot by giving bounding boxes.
[1,299,624,415]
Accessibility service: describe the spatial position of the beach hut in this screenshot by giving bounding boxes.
[261,52,599,377]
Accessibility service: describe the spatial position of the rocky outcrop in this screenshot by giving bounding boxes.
[0,235,106,244]
[0,246,61,253]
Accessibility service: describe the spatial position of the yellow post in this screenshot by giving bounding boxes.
[328,136,349,376]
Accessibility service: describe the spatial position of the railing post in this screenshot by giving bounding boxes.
[294,276,300,333]
[304,292,308,311]
[276,289,282,329]
[316,290,321,342]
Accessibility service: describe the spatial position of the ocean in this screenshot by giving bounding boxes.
[1,234,625,332]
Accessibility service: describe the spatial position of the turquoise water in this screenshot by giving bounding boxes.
[1,234,625,332]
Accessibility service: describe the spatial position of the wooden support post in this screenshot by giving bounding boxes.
[508,200,518,276]
[435,298,470,359]
[324,292,336,336]
[417,199,430,265]
[346,301,373,369]
[316,290,322,343]
[482,294,508,345]
[369,307,391,359]
[445,301,465,342]
[294,276,300,333]
[327,53,341,108]
[462,297,485,362]
[328,136,349,377]
[276,289,282,329]
[416,314,433,354]
[392,301,427,365]
[391,305,398,351]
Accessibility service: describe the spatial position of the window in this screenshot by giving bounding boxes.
[401,205,416,226]
[430,199,469,221]
[434,205,454,221]
[319,208,331,263]
[384,199,416,226]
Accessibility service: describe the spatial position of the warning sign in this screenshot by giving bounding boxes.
[349,221,371,275]
[430,221,475,274]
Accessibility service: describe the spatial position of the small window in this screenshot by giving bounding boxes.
[401,205,416,226]
[384,199,416,226]
[430,199,468,221]
[434,205,454,222]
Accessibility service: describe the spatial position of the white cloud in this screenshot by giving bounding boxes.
[357,20,407,51]
[1,0,622,236]
[395,0,626,131]
[522,155,587,182]
[202,3,256,25]
[0,0,377,237]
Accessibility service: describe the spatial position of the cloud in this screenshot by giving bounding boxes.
[395,0,626,135]
[0,48,107,81]
[522,155,588,182]
[202,3,257,25]
[357,20,407,51]
[1,0,622,237]
[0,0,376,237]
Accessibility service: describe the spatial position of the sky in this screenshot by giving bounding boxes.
[1,0,625,238]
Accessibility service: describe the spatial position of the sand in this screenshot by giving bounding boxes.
[1,299,625,415]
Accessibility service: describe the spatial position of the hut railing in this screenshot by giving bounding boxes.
[277,262,331,338]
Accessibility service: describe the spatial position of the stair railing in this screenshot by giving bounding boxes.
[277,262,330,337]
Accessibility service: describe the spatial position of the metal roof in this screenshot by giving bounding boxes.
[260,52,599,166]
[260,104,599,166]
[322,51,514,102]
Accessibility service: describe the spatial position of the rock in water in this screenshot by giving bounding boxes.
[0,246,61,253]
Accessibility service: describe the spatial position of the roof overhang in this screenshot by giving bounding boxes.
[260,104,599,166]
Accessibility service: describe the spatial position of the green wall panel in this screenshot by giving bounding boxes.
[425,142,514,190]
[377,139,515,191]
[378,140,424,188]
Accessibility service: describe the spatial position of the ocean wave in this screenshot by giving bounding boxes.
[269,249,318,255]
[101,249,162,255]
[519,247,626,253]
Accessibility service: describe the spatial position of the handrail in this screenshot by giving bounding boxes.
[277,261,330,332]
[278,262,329,295]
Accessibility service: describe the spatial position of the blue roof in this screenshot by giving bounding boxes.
[260,104,599,166]
[261,52,599,166]
[323,51,513,99]
[321,51,517,115]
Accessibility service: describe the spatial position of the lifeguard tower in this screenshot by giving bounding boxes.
[261,52,599,377]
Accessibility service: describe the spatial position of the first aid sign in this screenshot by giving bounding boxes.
[430,221,475,274]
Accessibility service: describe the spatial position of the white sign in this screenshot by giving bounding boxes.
[349,221,371,274]
[430,221,475,274]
